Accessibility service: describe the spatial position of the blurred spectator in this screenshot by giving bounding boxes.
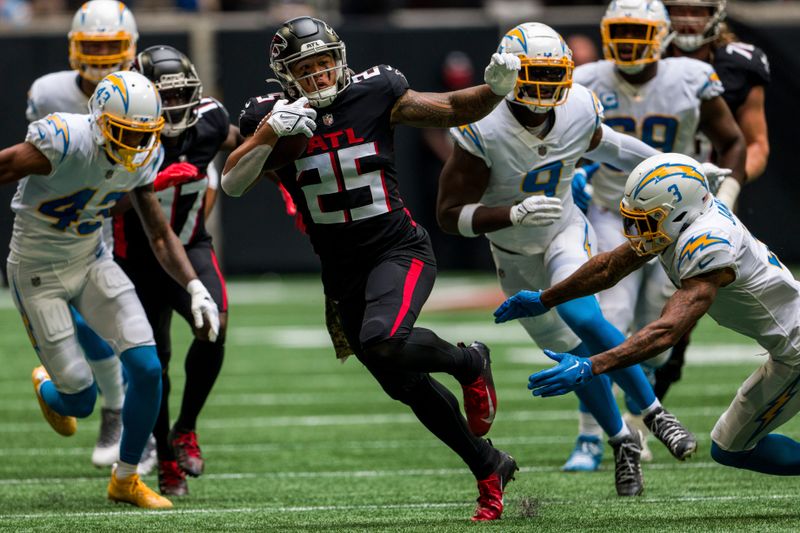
[1,0,32,25]
[567,33,599,66]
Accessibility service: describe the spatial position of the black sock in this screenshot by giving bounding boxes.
[174,339,225,431]
[154,364,174,461]
[404,375,497,479]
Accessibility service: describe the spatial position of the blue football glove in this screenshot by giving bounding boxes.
[528,349,594,397]
[571,162,600,213]
[493,290,549,323]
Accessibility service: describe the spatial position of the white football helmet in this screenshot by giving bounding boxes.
[663,0,726,52]
[497,23,574,113]
[601,0,673,74]
[620,152,712,255]
[89,71,164,171]
[69,1,138,83]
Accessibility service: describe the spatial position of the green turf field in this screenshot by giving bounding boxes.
[1,275,798,532]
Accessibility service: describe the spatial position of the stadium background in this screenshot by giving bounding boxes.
[1,1,798,275]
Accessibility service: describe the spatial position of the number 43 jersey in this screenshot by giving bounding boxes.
[11,113,161,263]
[239,65,427,267]
[574,57,723,211]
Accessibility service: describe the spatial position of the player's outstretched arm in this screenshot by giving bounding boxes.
[700,96,747,206]
[589,268,733,374]
[0,142,52,186]
[584,124,660,175]
[737,86,769,182]
[390,52,520,128]
[131,185,219,341]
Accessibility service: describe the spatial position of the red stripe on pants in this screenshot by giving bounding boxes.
[389,258,424,337]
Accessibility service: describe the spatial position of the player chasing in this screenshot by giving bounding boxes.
[25,0,144,470]
[1,70,219,508]
[497,152,800,477]
[565,0,745,468]
[111,45,241,496]
[223,16,524,521]
[438,22,699,496]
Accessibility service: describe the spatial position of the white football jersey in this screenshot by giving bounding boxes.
[11,113,161,262]
[575,58,724,210]
[451,84,603,255]
[659,199,800,361]
[26,71,89,121]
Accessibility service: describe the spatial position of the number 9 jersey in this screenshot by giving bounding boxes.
[11,112,162,263]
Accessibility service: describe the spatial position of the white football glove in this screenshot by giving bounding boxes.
[509,196,563,227]
[187,279,220,343]
[701,162,733,194]
[266,97,318,138]
[484,52,522,97]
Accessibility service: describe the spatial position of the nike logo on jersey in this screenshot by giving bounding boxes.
[698,257,715,269]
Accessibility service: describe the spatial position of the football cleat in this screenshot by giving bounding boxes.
[460,342,497,437]
[138,435,158,476]
[472,449,519,521]
[92,407,121,467]
[562,435,603,472]
[623,412,653,462]
[31,366,77,437]
[158,460,188,497]
[108,466,173,509]
[169,428,204,477]
[610,427,644,497]
[644,406,698,461]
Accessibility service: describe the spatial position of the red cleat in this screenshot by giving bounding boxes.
[461,342,497,437]
[169,428,204,477]
[472,450,518,521]
[158,460,188,496]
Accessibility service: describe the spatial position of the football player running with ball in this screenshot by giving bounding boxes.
[566,0,745,468]
[224,16,521,521]
[25,0,142,470]
[0,71,219,508]
[439,23,700,496]
[499,152,800,478]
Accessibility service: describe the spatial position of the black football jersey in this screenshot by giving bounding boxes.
[239,65,429,269]
[114,97,230,260]
[713,42,770,114]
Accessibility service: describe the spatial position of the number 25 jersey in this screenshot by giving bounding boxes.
[239,65,426,268]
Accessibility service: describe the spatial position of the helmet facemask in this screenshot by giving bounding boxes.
[272,44,349,108]
[511,56,574,112]
[157,73,202,137]
[98,113,164,171]
[664,0,726,51]
[601,19,669,73]
[69,31,136,83]
[620,202,674,255]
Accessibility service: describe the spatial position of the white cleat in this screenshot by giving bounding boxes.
[624,412,653,462]
[92,408,121,467]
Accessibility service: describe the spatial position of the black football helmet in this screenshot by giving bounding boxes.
[269,16,350,108]
[134,45,203,137]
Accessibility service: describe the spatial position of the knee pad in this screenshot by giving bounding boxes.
[60,382,98,418]
[711,441,749,467]
[379,372,426,404]
[362,337,406,365]
[120,345,162,385]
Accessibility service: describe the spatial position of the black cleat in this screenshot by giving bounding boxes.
[610,427,644,497]
[644,407,698,460]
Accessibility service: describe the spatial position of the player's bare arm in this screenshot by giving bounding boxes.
[539,243,651,308]
[0,142,52,185]
[736,85,769,181]
[699,96,747,184]
[221,124,244,151]
[390,86,503,128]
[437,144,511,234]
[591,267,735,374]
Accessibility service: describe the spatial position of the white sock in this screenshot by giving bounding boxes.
[608,424,632,443]
[640,398,662,417]
[578,411,604,439]
[115,461,138,479]
[87,357,124,410]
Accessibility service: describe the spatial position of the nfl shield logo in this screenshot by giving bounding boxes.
[323,114,334,126]
[538,145,548,156]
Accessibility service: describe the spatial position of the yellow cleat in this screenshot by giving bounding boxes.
[31,366,76,436]
[108,469,173,509]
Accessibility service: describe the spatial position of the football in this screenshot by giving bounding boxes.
[264,134,309,171]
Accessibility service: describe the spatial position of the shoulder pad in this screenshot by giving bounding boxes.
[239,93,285,137]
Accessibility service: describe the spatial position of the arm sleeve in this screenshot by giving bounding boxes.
[450,123,491,167]
[24,114,73,175]
[584,123,659,174]
[677,231,737,281]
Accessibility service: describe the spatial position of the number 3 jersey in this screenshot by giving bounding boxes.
[659,199,800,362]
[11,112,161,263]
[450,83,603,255]
[574,57,723,211]
[239,65,433,272]
[113,97,230,261]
